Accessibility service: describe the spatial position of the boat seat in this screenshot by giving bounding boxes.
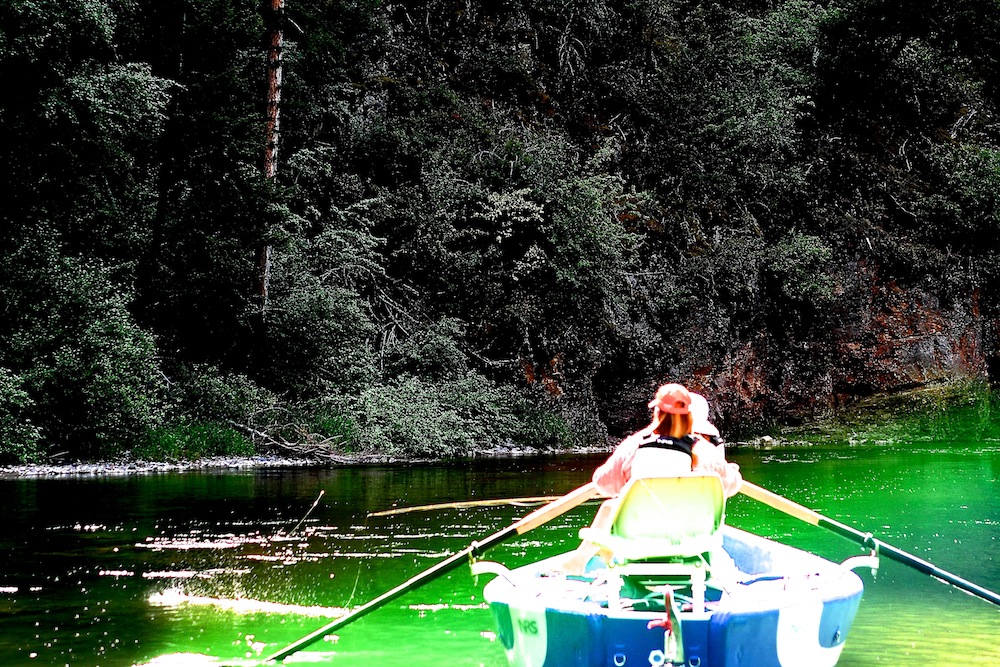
[579,474,725,563]
[579,474,726,613]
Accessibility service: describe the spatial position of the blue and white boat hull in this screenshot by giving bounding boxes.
[481,526,868,667]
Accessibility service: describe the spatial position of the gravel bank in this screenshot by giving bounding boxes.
[0,456,327,478]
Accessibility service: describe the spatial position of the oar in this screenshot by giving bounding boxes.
[368,495,566,517]
[263,482,599,663]
[740,480,1000,606]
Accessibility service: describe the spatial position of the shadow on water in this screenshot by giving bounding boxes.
[1,422,998,666]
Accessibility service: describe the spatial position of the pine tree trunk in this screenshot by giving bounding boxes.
[259,0,284,315]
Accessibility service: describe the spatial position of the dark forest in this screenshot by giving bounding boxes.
[2,0,999,463]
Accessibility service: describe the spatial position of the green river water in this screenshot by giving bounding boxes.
[2,407,999,666]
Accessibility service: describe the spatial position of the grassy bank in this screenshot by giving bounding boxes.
[743,379,995,448]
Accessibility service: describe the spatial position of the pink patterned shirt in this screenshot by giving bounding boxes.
[592,429,742,498]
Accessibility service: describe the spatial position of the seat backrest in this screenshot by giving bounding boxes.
[610,475,725,544]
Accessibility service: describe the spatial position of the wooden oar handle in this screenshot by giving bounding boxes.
[513,482,598,535]
[739,481,822,526]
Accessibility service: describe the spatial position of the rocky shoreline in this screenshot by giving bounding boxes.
[0,445,618,479]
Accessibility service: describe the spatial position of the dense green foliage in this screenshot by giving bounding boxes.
[1,0,998,462]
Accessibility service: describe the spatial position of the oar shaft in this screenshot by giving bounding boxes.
[264,546,473,662]
[512,482,598,535]
[739,482,824,526]
[368,496,564,517]
[740,482,874,546]
[453,482,598,557]
[872,539,1000,605]
[740,481,1000,607]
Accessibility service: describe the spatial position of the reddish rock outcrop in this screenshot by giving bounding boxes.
[689,264,986,436]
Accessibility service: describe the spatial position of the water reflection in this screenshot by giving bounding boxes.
[0,443,997,666]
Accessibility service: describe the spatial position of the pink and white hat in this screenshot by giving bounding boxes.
[647,384,692,415]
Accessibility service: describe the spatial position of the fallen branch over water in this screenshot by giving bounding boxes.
[228,421,354,463]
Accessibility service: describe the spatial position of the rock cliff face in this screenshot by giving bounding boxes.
[687,262,988,436]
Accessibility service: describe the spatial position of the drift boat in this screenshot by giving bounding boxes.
[473,475,878,667]
[264,474,999,665]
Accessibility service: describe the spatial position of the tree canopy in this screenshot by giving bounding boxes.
[2,0,998,462]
